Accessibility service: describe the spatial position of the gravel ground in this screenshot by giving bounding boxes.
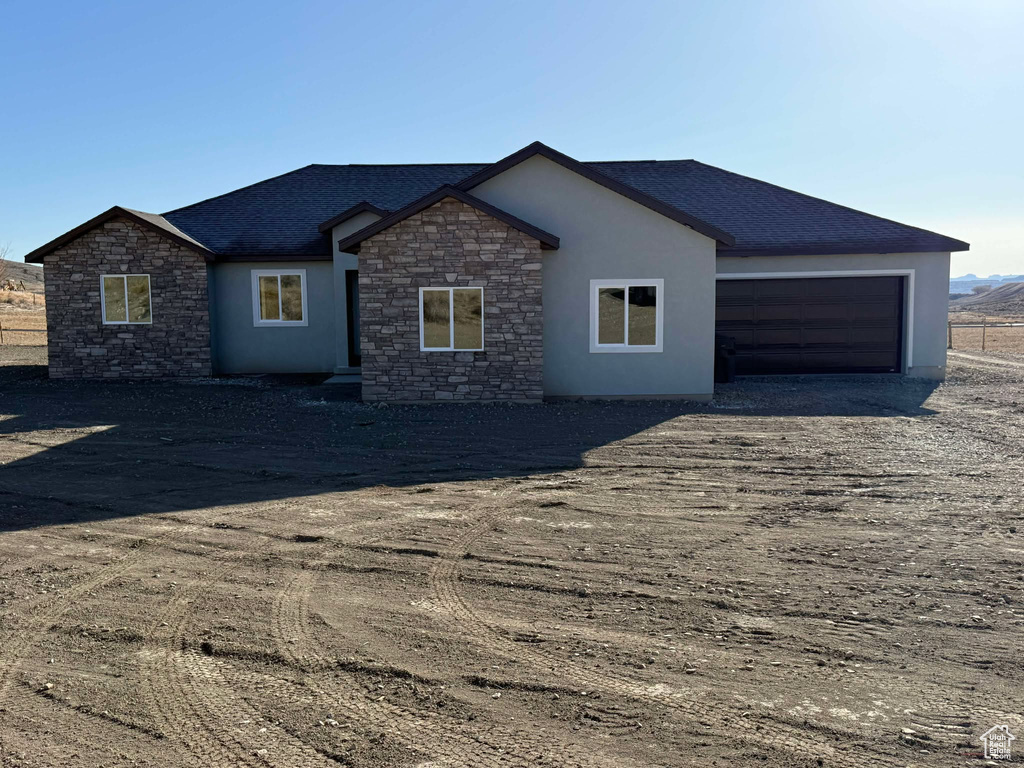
[0,354,1022,767]
[0,345,46,366]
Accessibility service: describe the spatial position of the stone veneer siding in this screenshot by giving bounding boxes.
[359,197,544,402]
[43,217,212,378]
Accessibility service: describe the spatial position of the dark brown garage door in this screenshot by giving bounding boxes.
[715,276,904,375]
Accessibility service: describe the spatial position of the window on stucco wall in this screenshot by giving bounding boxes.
[251,270,307,327]
[590,279,663,353]
[419,287,483,351]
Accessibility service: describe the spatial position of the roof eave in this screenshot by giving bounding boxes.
[456,141,736,246]
[718,239,970,258]
[213,251,334,263]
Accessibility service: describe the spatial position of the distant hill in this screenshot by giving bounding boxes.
[950,273,1024,293]
[1,261,44,292]
[951,282,1024,314]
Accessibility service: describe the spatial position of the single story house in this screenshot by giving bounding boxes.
[26,142,968,401]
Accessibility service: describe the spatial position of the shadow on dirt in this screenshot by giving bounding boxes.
[0,364,939,532]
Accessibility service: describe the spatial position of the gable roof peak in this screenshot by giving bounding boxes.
[336,184,559,254]
[24,205,214,264]
[318,201,391,233]
[456,142,735,246]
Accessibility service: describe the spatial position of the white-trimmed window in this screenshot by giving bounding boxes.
[419,287,484,351]
[590,279,663,353]
[101,274,152,325]
[251,270,308,326]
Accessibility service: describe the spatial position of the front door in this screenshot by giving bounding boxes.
[346,270,361,368]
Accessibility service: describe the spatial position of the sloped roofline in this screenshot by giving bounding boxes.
[317,201,390,233]
[24,206,215,264]
[698,161,970,255]
[455,141,736,246]
[162,164,320,217]
[337,185,560,254]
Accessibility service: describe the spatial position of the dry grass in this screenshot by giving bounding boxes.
[0,291,44,310]
[947,306,1024,353]
[0,307,47,346]
[948,324,1024,354]
[948,309,1024,325]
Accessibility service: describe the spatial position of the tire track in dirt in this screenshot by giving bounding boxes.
[129,504,507,768]
[428,506,911,768]
[948,351,1024,371]
[266,510,634,768]
[273,568,630,768]
[0,496,314,701]
[783,617,1024,742]
[0,518,204,705]
[0,517,220,763]
[138,547,340,768]
[0,501,338,766]
[0,498,294,703]
[0,679,168,767]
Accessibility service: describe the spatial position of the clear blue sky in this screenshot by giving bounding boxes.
[2,0,1021,276]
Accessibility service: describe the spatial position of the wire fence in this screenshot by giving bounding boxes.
[0,290,42,307]
[0,319,47,345]
[948,318,1024,353]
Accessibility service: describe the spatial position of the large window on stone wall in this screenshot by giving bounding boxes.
[590,279,664,353]
[251,269,308,327]
[419,287,484,351]
[101,274,152,325]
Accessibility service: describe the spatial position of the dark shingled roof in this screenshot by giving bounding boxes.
[162,157,967,259]
[165,164,486,259]
[589,160,969,256]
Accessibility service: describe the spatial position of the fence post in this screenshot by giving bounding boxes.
[0,320,4,345]
[947,320,953,350]
[982,317,987,351]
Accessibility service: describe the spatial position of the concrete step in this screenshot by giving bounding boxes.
[324,374,361,384]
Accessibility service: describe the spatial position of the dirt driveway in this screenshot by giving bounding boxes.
[0,351,1022,767]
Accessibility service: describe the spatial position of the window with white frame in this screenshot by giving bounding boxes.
[590,279,664,353]
[251,270,308,326]
[101,274,152,324]
[419,287,484,351]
